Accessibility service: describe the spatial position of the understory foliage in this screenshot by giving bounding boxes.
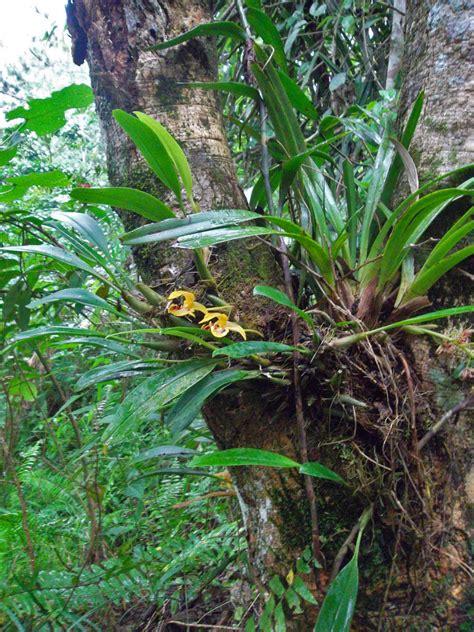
[1,1,473,630]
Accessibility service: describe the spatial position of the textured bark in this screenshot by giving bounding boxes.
[67,0,311,616]
[399,1,474,181]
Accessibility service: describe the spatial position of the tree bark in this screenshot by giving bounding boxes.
[399,0,474,181]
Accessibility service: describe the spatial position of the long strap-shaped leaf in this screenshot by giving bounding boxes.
[71,186,175,221]
[113,110,181,203]
[147,21,246,51]
[134,112,196,209]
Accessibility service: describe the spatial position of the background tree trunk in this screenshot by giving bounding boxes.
[399,0,474,181]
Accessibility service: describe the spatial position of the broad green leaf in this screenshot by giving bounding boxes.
[168,370,260,436]
[332,305,474,349]
[7,170,69,188]
[112,110,181,201]
[6,84,94,135]
[76,360,160,391]
[183,81,259,101]
[190,447,299,469]
[53,336,140,358]
[122,209,259,245]
[175,225,276,248]
[300,462,346,485]
[292,576,318,605]
[103,360,217,442]
[71,186,175,221]
[277,70,318,119]
[0,245,100,278]
[253,285,313,326]
[51,211,109,256]
[213,341,300,358]
[329,72,346,92]
[403,245,474,301]
[135,112,195,207]
[274,601,286,632]
[359,121,392,263]
[381,92,424,206]
[11,325,109,344]
[135,468,221,481]
[379,187,473,285]
[247,8,288,72]
[313,511,371,632]
[0,147,17,166]
[148,22,246,51]
[27,288,123,317]
[134,445,197,463]
[343,159,358,268]
[269,576,286,598]
[410,207,474,284]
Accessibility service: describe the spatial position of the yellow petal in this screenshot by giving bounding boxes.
[199,312,222,324]
[210,323,229,338]
[167,290,195,302]
[192,301,208,314]
[168,305,192,317]
[226,321,247,339]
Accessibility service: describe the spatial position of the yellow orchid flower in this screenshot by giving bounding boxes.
[166,290,208,317]
[200,311,247,340]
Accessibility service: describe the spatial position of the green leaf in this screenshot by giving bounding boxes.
[269,576,286,598]
[332,305,474,349]
[11,325,109,344]
[27,288,123,317]
[71,187,175,221]
[292,576,318,605]
[0,146,17,166]
[6,84,94,136]
[190,448,299,469]
[134,112,195,207]
[112,110,181,201]
[51,211,110,256]
[329,73,346,92]
[403,245,474,301]
[359,121,392,263]
[381,92,424,206]
[253,285,313,326]
[183,81,259,101]
[314,522,367,632]
[247,8,288,72]
[148,21,246,51]
[175,225,276,248]
[274,601,286,632]
[76,360,160,391]
[1,170,70,202]
[134,445,197,463]
[343,159,358,268]
[54,336,140,358]
[213,341,300,358]
[276,70,318,119]
[299,462,346,485]
[0,245,100,278]
[168,370,260,436]
[122,209,260,245]
[7,170,69,188]
[103,360,217,442]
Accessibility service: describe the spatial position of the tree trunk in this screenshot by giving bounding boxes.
[399,0,474,181]
[67,0,314,616]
